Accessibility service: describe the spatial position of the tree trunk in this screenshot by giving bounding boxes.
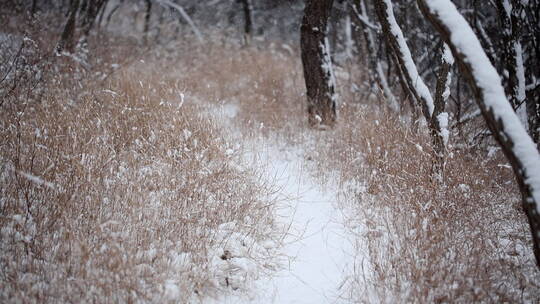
[301,0,337,127]
[144,0,152,43]
[352,0,398,111]
[56,0,80,53]
[240,0,253,45]
[373,0,447,165]
[30,0,38,17]
[106,0,123,27]
[417,0,540,268]
[496,0,528,128]
[527,92,540,150]
[430,44,453,174]
[79,0,108,46]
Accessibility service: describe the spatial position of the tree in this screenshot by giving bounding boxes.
[144,0,152,43]
[56,0,80,53]
[80,0,108,42]
[373,0,449,172]
[239,0,254,45]
[300,0,337,127]
[417,0,540,268]
[350,0,398,111]
[495,0,528,128]
[55,0,108,54]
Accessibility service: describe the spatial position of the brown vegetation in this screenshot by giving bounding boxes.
[0,30,281,302]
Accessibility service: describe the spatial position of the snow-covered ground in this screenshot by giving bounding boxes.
[211,103,354,303]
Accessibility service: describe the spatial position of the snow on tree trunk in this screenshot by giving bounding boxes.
[345,13,353,58]
[374,0,447,164]
[374,0,434,119]
[496,0,529,129]
[301,0,337,127]
[417,0,540,268]
[431,44,453,174]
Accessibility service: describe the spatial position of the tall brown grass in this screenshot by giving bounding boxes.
[313,104,540,303]
[0,36,282,302]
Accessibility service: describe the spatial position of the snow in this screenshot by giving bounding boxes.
[383,0,434,116]
[226,144,352,303]
[514,42,528,129]
[442,43,454,66]
[437,112,449,146]
[321,38,338,104]
[423,0,540,212]
[209,104,353,303]
[438,43,453,147]
[16,170,58,190]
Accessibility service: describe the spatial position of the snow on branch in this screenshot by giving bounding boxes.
[377,0,435,117]
[417,0,540,268]
[419,0,540,211]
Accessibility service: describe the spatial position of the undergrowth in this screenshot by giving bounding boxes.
[319,105,540,303]
[0,28,282,302]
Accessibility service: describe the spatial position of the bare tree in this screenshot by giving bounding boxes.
[301,0,337,127]
[239,0,254,45]
[56,0,80,53]
[80,0,108,41]
[144,0,152,43]
[417,0,540,268]
[350,0,398,111]
[373,0,449,171]
[496,0,528,128]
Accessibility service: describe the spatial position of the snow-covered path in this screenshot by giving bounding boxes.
[247,144,352,303]
[212,103,353,303]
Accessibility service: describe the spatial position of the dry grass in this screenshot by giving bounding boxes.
[315,104,540,303]
[0,35,282,302]
[153,39,307,140]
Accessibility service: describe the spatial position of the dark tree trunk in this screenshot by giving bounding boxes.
[495,0,520,110]
[496,0,539,149]
[527,92,540,150]
[417,0,540,268]
[240,0,253,45]
[143,0,152,43]
[96,0,108,29]
[56,0,80,53]
[373,0,431,121]
[301,0,337,127]
[81,0,108,38]
[30,0,38,17]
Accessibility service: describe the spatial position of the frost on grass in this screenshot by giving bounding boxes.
[0,63,283,302]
